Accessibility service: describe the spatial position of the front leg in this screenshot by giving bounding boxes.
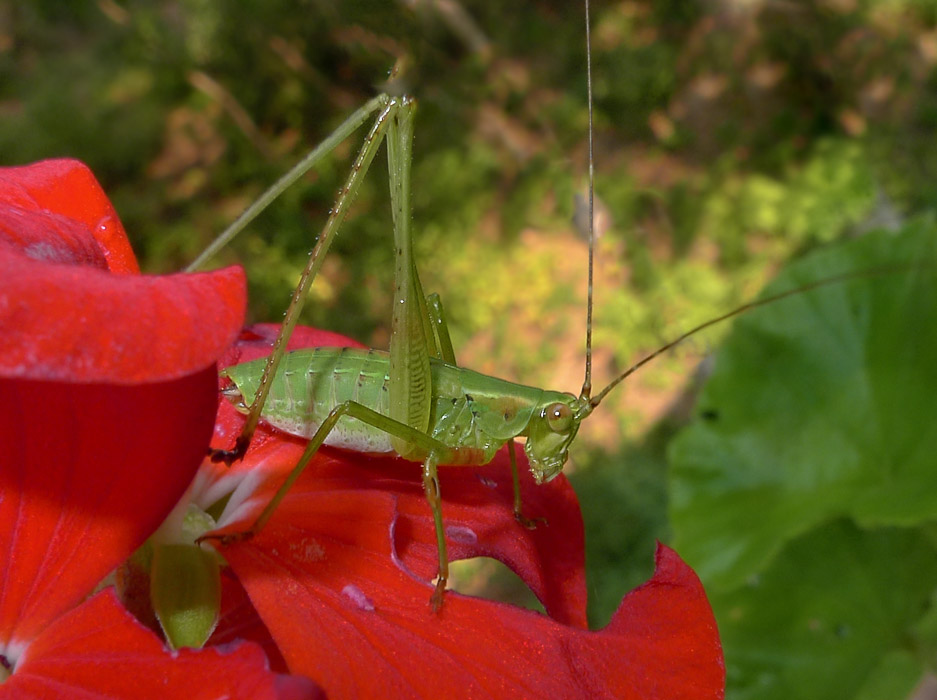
[207,433,251,466]
[200,399,465,611]
[421,451,449,612]
[508,439,547,530]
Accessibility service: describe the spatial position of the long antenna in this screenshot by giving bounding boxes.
[588,264,916,407]
[580,0,596,402]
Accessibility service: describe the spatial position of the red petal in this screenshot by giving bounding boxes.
[209,568,289,674]
[0,159,248,650]
[600,543,726,697]
[0,589,320,699]
[390,452,588,626]
[217,468,722,697]
[208,434,587,624]
[0,250,246,382]
[0,369,219,648]
[0,159,138,273]
[0,158,246,383]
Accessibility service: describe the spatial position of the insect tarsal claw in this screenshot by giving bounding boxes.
[515,513,547,530]
[196,529,255,548]
[207,435,251,466]
[207,447,235,464]
[430,577,448,614]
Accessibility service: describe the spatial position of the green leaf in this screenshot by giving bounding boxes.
[853,650,922,700]
[712,521,935,700]
[151,543,221,650]
[669,220,937,590]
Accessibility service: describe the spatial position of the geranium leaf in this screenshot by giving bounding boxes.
[711,520,937,700]
[670,222,937,590]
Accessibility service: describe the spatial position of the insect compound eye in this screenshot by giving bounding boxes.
[544,402,573,433]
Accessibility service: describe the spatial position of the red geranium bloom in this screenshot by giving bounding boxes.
[192,324,726,698]
[0,160,315,698]
[0,158,724,698]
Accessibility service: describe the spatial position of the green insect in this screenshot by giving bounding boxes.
[193,89,601,610]
[187,3,901,611]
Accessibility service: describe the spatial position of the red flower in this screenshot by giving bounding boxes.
[0,158,724,698]
[196,324,726,698]
[0,160,314,698]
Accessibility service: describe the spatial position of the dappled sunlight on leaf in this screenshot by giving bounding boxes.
[671,224,937,590]
[670,223,937,698]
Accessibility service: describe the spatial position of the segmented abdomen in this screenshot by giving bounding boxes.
[245,347,395,453]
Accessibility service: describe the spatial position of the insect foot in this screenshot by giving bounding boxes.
[430,576,448,614]
[196,529,255,548]
[515,513,548,530]
[207,434,251,466]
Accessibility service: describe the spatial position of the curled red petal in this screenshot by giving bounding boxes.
[0,589,321,700]
[0,159,138,273]
[0,158,246,383]
[391,451,588,626]
[0,251,246,383]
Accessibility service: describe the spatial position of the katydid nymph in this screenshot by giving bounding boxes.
[195,89,597,611]
[187,4,905,612]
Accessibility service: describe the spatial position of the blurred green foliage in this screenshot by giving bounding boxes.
[6,1,937,696]
[671,224,937,699]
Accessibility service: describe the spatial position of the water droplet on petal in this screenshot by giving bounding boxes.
[446,525,477,545]
[476,475,498,489]
[342,584,375,611]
